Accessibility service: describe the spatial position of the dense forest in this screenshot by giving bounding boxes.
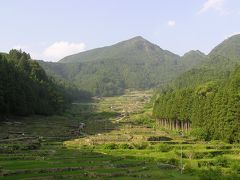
[39,36,205,96]
[153,35,240,143]
[0,50,90,116]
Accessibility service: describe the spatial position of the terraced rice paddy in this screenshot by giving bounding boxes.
[0,91,240,179]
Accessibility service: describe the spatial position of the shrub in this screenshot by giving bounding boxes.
[166,157,179,166]
[118,143,133,149]
[191,128,210,141]
[214,156,229,168]
[103,143,118,150]
[155,144,173,152]
[133,113,154,127]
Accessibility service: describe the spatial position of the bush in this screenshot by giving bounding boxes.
[166,157,179,166]
[118,143,133,149]
[155,144,173,152]
[103,143,118,150]
[214,156,229,167]
[133,113,154,127]
[191,128,210,141]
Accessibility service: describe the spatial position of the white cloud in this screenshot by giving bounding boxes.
[43,41,86,62]
[198,0,229,15]
[167,20,176,27]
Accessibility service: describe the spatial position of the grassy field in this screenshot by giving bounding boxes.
[0,90,240,179]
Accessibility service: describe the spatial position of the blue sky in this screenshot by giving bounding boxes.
[0,0,240,61]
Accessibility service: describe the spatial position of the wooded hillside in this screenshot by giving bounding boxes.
[0,50,90,116]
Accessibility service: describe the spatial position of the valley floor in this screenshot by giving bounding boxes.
[0,91,240,179]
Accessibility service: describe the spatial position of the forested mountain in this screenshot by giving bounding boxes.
[0,50,89,116]
[209,34,240,61]
[39,36,203,96]
[59,36,180,64]
[153,34,240,143]
[179,50,206,70]
[166,35,240,90]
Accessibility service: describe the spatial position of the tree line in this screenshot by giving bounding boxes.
[0,49,90,117]
[153,65,240,143]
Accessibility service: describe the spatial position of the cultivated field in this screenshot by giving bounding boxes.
[0,91,240,179]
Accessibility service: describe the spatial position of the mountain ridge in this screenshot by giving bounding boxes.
[209,34,240,60]
[59,36,180,63]
[39,34,240,96]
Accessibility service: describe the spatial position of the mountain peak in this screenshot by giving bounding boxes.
[131,36,144,40]
[225,34,240,40]
[59,36,179,63]
[183,50,205,57]
[120,36,150,44]
[180,50,206,69]
[209,34,240,60]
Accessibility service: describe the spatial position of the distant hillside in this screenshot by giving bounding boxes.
[40,36,196,96]
[169,35,240,89]
[179,50,206,70]
[41,35,240,96]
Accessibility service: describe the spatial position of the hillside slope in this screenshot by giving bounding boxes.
[0,50,79,116]
[153,34,240,143]
[170,35,240,89]
[209,34,240,61]
[40,36,202,96]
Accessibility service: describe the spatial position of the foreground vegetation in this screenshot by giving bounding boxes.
[65,91,240,179]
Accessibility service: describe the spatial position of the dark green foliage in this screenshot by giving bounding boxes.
[118,143,133,149]
[0,50,89,116]
[103,143,118,150]
[153,65,240,143]
[153,35,240,143]
[191,128,210,141]
[214,156,229,168]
